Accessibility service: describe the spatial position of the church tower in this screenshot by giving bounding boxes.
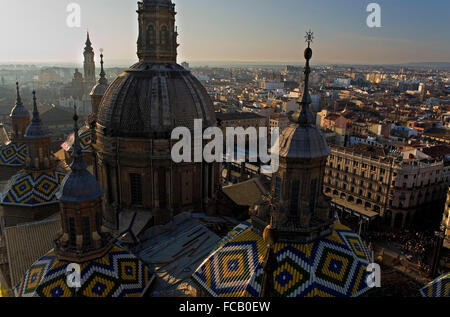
[24,91,55,170]
[252,31,333,243]
[95,0,217,230]
[55,109,112,262]
[192,33,373,298]
[14,110,152,297]
[83,32,96,87]
[10,82,30,140]
[137,0,179,62]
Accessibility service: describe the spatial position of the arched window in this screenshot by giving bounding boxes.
[82,217,91,248]
[146,24,156,49]
[274,176,282,202]
[68,217,76,246]
[289,180,300,214]
[130,173,143,206]
[158,167,167,209]
[160,25,169,46]
[310,178,318,214]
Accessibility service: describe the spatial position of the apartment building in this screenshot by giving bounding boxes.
[324,143,447,229]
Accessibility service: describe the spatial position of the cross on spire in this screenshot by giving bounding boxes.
[305,30,314,48]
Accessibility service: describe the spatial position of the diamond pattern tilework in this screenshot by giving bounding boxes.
[192,220,372,297]
[14,246,154,297]
[1,170,67,206]
[62,127,93,153]
[0,142,27,166]
[420,272,450,297]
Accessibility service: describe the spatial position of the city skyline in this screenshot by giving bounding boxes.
[1,0,449,66]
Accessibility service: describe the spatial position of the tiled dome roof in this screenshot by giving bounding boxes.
[192,220,372,297]
[14,245,153,297]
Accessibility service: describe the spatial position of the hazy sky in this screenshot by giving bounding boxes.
[1,0,449,65]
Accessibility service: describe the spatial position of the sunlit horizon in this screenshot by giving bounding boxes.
[1,0,449,66]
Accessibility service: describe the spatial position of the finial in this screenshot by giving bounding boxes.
[85,31,92,47]
[70,105,87,171]
[289,30,315,125]
[99,49,107,84]
[16,82,22,104]
[305,30,314,48]
[32,90,38,116]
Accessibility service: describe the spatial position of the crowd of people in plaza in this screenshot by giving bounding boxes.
[366,229,435,271]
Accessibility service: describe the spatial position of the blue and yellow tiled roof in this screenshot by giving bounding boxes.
[1,170,66,206]
[192,220,373,297]
[0,142,28,167]
[420,272,450,297]
[14,246,154,297]
[61,126,93,153]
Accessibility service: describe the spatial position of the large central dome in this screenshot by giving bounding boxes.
[97,62,216,138]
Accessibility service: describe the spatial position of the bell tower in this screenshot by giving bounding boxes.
[251,31,334,243]
[83,32,96,87]
[137,0,179,63]
[56,108,112,262]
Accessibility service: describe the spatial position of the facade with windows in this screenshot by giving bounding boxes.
[324,143,448,228]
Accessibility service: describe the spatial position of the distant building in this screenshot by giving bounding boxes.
[181,61,190,70]
[260,79,284,91]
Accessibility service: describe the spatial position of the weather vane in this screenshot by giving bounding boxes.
[305,30,314,47]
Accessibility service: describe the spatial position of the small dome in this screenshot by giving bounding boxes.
[90,81,108,97]
[57,168,103,202]
[90,53,109,97]
[279,124,330,159]
[10,104,30,119]
[97,62,216,138]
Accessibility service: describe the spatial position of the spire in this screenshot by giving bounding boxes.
[32,90,39,120]
[24,90,50,138]
[10,82,30,119]
[98,49,107,85]
[16,82,22,105]
[86,31,92,47]
[71,106,87,172]
[289,30,316,126]
[57,105,104,203]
